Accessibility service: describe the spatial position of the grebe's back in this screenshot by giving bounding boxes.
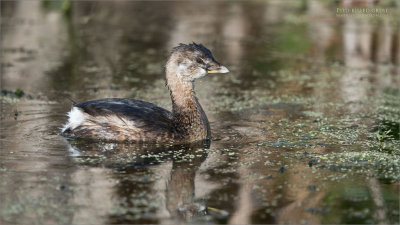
[62,98,175,142]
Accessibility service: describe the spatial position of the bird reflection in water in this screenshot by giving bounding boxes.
[64,139,212,224]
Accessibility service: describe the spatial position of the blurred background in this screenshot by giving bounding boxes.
[1,1,400,224]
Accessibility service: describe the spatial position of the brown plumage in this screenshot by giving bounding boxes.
[61,43,229,143]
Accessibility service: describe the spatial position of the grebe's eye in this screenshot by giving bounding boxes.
[197,57,206,65]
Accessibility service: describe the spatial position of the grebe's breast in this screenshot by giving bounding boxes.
[62,98,176,142]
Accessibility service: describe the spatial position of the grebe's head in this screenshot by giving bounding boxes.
[166,43,229,82]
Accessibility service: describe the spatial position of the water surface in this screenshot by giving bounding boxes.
[1,1,400,224]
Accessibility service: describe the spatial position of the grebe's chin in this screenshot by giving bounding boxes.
[61,43,229,143]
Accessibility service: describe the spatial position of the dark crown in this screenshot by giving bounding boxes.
[172,42,214,59]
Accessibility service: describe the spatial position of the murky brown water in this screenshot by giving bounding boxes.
[1,1,400,224]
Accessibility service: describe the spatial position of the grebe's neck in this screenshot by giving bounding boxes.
[166,66,210,141]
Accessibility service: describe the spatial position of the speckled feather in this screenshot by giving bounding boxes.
[63,98,177,142]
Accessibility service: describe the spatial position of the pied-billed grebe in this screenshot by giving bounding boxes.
[61,43,229,142]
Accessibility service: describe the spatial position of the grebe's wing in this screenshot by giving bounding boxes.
[62,98,175,141]
[76,98,172,121]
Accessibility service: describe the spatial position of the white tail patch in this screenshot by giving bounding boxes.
[62,107,87,132]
